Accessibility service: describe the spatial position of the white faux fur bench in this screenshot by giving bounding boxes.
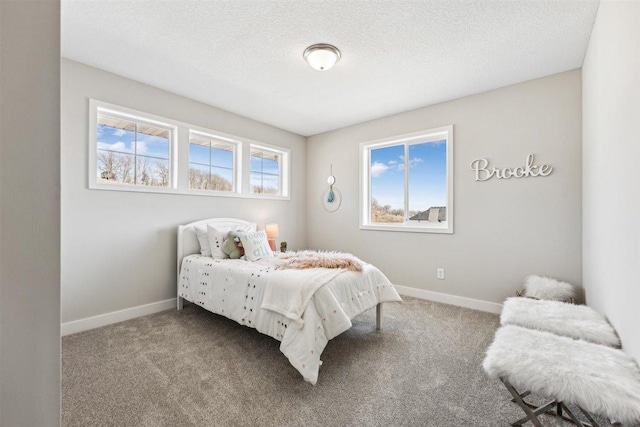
[501,297,621,347]
[484,325,640,427]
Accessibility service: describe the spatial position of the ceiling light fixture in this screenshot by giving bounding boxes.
[303,43,341,71]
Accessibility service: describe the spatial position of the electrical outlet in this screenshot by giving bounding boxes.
[437,268,445,280]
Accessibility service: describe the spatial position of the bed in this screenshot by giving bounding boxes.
[176,218,402,384]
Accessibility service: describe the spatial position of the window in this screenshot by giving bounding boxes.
[96,112,172,188]
[89,100,290,199]
[360,126,453,233]
[188,132,236,192]
[250,145,285,196]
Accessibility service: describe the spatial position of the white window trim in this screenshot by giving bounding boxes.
[90,101,178,193]
[89,99,291,200]
[359,125,454,234]
[187,129,240,194]
[249,143,289,197]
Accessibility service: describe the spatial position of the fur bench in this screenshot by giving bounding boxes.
[484,325,640,426]
[500,297,621,347]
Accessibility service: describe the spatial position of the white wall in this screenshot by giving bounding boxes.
[61,59,306,325]
[582,0,640,362]
[0,1,61,425]
[307,70,582,307]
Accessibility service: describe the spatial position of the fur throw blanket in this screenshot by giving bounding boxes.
[524,275,575,301]
[484,325,640,425]
[500,297,621,347]
[276,250,363,271]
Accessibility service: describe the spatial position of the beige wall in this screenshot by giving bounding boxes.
[582,0,640,362]
[0,1,61,425]
[61,59,307,324]
[307,70,582,307]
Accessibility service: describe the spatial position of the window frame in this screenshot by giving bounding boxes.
[249,144,288,197]
[90,101,178,193]
[88,99,291,200]
[359,125,454,234]
[187,130,239,195]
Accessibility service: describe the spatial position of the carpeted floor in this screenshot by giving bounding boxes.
[62,297,540,426]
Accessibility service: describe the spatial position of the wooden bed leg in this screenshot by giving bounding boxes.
[177,296,184,311]
[376,303,382,331]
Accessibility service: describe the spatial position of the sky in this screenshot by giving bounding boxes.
[189,139,235,183]
[250,152,280,191]
[98,123,281,190]
[370,140,447,212]
[97,123,170,160]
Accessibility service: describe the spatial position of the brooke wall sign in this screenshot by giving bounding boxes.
[470,154,553,182]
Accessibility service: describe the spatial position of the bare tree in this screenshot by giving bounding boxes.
[210,173,232,191]
[155,161,169,187]
[137,157,151,185]
[97,150,118,181]
[119,154,134,184]
[371,198,404,223]
[188,167,232,191]
[189,167,208,189]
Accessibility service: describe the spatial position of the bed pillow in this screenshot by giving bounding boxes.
[195,225,212,257]
[238,230,274,261]
[236,222,258,233]
[207,226,231,259]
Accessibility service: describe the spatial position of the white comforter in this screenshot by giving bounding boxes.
[178,255,402,384]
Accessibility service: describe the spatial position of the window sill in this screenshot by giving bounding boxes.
[359,223,453,234]
[88,182,290,200]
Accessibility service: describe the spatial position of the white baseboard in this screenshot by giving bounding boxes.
[61,288,500,336]
[61,298,177,336]
[394,285,503,314]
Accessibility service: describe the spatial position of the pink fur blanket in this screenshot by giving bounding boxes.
[276,250,363,272]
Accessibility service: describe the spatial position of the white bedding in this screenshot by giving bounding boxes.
[178,254,402,384]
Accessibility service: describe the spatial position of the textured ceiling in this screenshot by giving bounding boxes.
[62,0,599,136]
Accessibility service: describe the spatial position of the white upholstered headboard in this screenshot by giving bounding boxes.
[176,217,256,287]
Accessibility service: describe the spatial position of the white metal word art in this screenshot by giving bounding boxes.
[470,154,552,182]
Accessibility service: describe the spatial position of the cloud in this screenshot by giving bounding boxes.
[388,160,397,165]
[98,141,129,153]
[371,161,390,177]
[113,129,127,137]
[409,157,423,167]
[97,140,147,155]
[398,157,423,170]
[132,140,147,154]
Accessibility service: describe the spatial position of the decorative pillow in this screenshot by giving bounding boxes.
[524,275,576,301]
[207,226,231,259]
[237,222,258,233]
[195,225,212,257]
[237,230,274,261]
[194,221,257,258]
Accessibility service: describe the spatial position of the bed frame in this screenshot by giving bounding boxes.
[176,217,383,330]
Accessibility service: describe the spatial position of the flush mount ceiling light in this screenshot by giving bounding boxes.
[303,43,341,71]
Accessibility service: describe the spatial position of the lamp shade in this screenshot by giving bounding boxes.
[303,44,341,71]
[265,223,279,238]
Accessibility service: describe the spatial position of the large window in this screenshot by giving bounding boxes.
[360,126,453,233]
[89,100,290,199]
[96,112,172,188]
[189,132,236,192]
[250,145,285,196]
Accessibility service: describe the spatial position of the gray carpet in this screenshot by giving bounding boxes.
[62,297,539,426]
